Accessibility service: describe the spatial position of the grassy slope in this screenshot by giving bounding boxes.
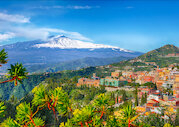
[112,44,179,68]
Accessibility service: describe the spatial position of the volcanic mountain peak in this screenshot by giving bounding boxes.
[34,35,132,52]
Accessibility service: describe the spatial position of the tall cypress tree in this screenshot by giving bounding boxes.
[140,94,145,106]
[112,92,115,102]
[122,90,127,101]
[134,87,138,106]
[145,93,147,103]
[116,95,119,104]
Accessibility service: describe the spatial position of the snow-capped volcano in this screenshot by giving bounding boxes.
[34,35,131,52]
[0,35,143,73]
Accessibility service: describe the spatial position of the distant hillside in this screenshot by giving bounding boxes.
[0,67,98,100]
[138,44,179,67]
[111,44,179,70]
[27,56,133,73]
[139,44,179,59]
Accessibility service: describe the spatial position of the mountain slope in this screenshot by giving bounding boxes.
[138,44,179,60]
[137,44,179,67]
[0,35,142,73]
[0,66,98,100]
[111,44,179,70]
[27,56,133,73]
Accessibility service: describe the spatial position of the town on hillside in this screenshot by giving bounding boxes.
[77,64,179,119]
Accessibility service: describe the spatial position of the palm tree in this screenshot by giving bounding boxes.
[93,93,115,122]
[0,102,6,118]
[0,63,28,86]
[0,49,8,67]
[72,106,95,127]
[32,85,72,122]
[122,104,139,127]
[16,103,45,127]
[1,103,45,127]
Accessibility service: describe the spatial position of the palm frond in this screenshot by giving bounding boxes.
[0,49,8,66]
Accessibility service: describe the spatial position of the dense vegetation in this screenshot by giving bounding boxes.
[0,81,178,127]
[27,56,132,73]
[0,62,117,100]
[0,66,99,100]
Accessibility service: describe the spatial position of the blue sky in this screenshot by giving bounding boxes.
[0,0,179,52]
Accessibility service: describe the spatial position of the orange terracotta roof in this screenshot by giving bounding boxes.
[151,99,159,103]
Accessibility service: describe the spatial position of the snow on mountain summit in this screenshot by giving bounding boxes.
[34,35,132,52]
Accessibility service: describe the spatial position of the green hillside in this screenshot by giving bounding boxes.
[112,44,179,69]
[138,44,179,67]
[0,67,101,100]
[27,56,133,73]
[139,44,179,59]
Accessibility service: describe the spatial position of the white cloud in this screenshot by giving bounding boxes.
[66,31,92,41]
[0,33,15,42]
[42,28,93,41]
[31,5,100,10]
[0,25,92,42]
[0,12,92,42]
[0,12,30,23]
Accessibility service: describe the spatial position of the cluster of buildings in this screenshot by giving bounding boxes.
[77,72,128,88]
[77,64,179,116]
[76,73,100,87]
[165,53,179,57]
[136,66,179,116]
[136,88,178,119]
